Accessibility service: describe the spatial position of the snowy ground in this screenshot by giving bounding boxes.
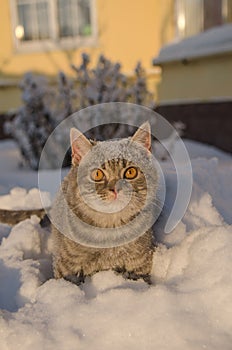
[0,139,232,350]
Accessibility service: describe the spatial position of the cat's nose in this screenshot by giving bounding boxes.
[108,180,120,199]
[108,180,122,193]
[108,180,116,191]
[115,180,124,193]
[109,188,117,197]
[109,187,116,193]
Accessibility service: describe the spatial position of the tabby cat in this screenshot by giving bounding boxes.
[52,122,158,284]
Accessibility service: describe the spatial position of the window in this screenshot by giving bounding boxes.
[176,0,204,38]
[58,0,92,37]
[176,0,232,39]
[223,0,232,22]
[11,0,97,51]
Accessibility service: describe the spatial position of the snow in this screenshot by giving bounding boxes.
[0,139,232,349]
[153,24,232,65]
[0,187,51,210]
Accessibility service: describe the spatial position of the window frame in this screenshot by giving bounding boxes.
[175,0,232,41]
[10,0,98,52]
[175,0,204,40]
[222,0,232,22]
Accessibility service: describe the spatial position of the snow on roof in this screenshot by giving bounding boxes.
[153,24,232,65]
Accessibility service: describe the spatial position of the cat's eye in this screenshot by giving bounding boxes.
[91,168,105,182]
[124,167,138,180]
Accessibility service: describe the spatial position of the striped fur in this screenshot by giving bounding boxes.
[52,123,156,284]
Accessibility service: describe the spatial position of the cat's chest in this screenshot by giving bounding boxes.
[79,239,145,266]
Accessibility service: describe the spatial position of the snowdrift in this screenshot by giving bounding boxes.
[0,139,231,350]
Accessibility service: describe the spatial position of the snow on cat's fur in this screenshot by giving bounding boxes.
[52,122,158,284]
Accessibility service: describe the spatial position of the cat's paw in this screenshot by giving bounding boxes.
[115,269,152,284]
[64,270,85,286]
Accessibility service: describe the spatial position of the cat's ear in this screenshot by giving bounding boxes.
[131,121,151,151]
[70,128,92,166]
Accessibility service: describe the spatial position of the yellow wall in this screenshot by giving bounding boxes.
[0,84,21,113]
[0,0,174,77]
[156,54,232,103]
[0,0,175,112]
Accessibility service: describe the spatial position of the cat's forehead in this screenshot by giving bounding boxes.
[93,138,131,158]
[80,137,152,171]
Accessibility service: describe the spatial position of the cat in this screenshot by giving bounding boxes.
[51,121,159,285]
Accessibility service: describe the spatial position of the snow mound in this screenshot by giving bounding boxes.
[0,187,51,210]
[0,215,231,350]
[0,139,232,349]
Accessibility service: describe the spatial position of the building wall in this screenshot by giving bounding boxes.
[156,101,232,153]
[0,0,174,76]
[0,0,175,112]
[157,54,232,104]
[0,84,21,113]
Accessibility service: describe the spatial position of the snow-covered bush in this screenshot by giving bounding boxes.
[5,54,155,170]
[4,73,55,170]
